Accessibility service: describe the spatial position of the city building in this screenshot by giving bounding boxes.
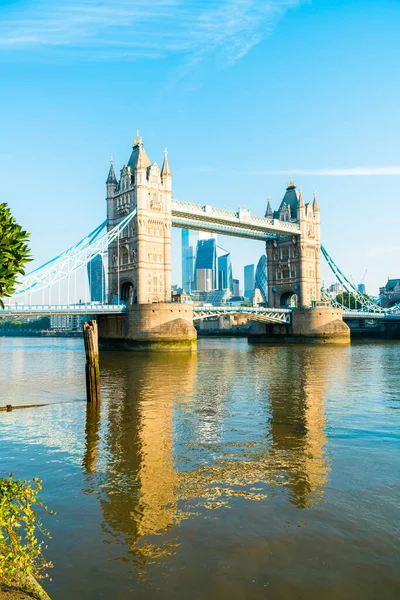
[87,254,106,302]
[232,279,240,297]
[50,315,83,331]
[379,279,400,308]
[218,252,233,292]
[181,230,197,294]
[182,230,218,294]
[254,255,268,304]
[226,296,246,306]
[171,288,191,303]
[194,238,218,292]
[328,282,344,295]
[244,264,255,300]
[357,283,366,296]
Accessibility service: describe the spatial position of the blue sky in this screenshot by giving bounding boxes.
[1,0,399,294]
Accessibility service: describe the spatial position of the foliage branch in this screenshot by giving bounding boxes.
[0,475,54,591]
[0,203,31,308]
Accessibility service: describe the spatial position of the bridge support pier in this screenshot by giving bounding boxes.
[248,307,350,345]
[98,304,197,352]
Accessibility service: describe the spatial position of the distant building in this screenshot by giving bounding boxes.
[232,279,240,296]
[227,296,246,306]
[171,289,191,303]
[87,255,106,302]
[328,282,344,295]
[50,315,83,331]
[379,279,400,309]
[244,264,255,300]
[182,230,217,294]
[218,252,233,292]
[357,283,366,296]
[254,255,268,304]
[191,289,230,306]
[194,238,218,291]
[181,230,197,294]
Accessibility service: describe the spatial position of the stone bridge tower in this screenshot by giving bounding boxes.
[265,180,321,308]
[106,133,172,304]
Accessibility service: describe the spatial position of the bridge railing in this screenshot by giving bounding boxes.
[0,303,127,316]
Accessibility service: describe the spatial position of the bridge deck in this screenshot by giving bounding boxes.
[1,304,398,321]
[171,199,301,240]
[0,304,126,317]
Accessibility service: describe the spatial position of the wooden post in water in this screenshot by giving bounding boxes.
[83,320,100,403]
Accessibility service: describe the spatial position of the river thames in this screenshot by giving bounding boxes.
[1,337,399,599]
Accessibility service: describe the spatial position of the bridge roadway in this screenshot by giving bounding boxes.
[171,199,301,240]
[1,304,399,323]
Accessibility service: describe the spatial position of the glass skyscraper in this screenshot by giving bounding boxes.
[244,264,255,299]
[181,229,198,294]
[254,255,268,304]
[87,254,106,302]
[218,252,233,292]
[194,238,218,291]
[182,230,218,293]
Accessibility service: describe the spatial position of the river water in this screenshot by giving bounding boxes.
[0,337,399,599]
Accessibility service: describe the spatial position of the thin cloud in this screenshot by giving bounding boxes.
[367,246,400,258]
[182,165,400,176]
[267,167,400,176]
[0,0,302,65]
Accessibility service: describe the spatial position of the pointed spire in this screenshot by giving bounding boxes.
[313,191,320,212]
[286,177,296,190]
[298,186,305,208]
[106,157,117,184]
[128,131,151,171]
[265,196,273,218]
[161,147,172,177]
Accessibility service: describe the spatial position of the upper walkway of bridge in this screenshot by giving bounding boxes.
[171,199,300,240]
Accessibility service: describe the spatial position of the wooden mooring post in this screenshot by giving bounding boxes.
[83,320,100,402]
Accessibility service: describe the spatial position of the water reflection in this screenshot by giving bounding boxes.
[83,402,101,475]
[83,344,335,560]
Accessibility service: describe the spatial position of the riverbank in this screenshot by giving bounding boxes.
[0,584,39,599]
[0,331,82,338]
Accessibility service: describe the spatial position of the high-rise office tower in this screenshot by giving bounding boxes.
[244,264,255,300]
[87,254,106,302]
[218,252,233,291]
[182,230,218,293]
[254,255,268,304]
[232,279,240,297]
[194,238,218,291]
[181,230,198,294]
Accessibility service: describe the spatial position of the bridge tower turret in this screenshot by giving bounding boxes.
[266,180,321,308]
[106,133,172,305]
[106,158,118,225]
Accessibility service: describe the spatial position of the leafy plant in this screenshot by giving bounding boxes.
[0,203,31,308]
[0,475,54,591]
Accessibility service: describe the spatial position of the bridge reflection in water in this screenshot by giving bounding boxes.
[82,343,342,563]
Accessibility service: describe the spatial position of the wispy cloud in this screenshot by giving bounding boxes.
[181,165,400,176]
[267,166,400,176]
[367,246,400,259]
[0,0,302,64]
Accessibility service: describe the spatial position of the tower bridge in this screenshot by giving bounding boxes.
[3,134,398,348]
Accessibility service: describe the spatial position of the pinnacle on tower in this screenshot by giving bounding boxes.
[298,186,305,208]
[161,147,172,178]
[287,177,296,189]
[127,131,151,171]
[265,197,273,218]
[312,191,320,212]
[106,157,117,184]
